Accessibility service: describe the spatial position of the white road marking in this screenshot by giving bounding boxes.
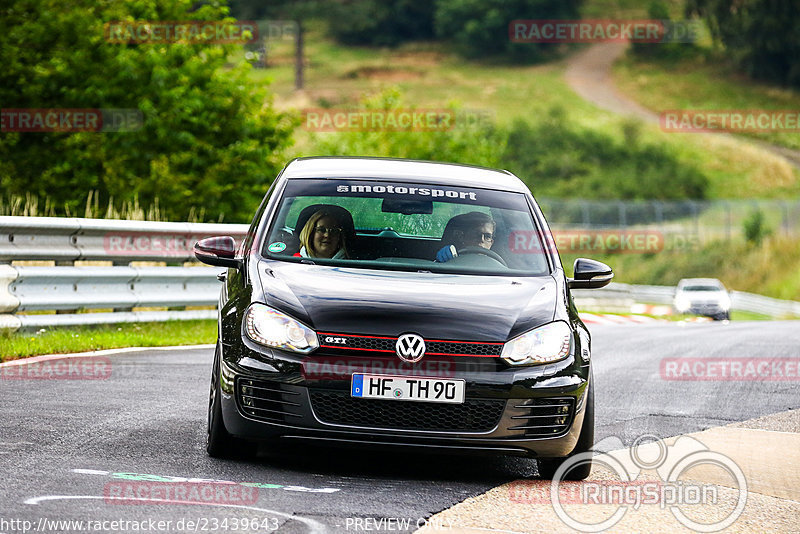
[0,344,214,368]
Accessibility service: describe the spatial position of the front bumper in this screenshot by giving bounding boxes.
[687,304,729,317]
[217,346,591,458]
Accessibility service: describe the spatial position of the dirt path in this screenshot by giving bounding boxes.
[564,42,800,170]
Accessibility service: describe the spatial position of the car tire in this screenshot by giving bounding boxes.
[207,344,256,458]
[537,375,595,481]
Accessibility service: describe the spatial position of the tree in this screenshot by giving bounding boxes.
[435,0,583,62]
[324,0,437,47]
[686,0,800,87]
[0,0,296,222]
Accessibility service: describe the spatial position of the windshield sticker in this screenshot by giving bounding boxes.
[336,184,477,201]
[267,242,287,253]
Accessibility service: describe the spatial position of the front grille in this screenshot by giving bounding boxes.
[509,397,575,437]
[309,390,505,432]
[318,332,503,357]
[237,378,303,423]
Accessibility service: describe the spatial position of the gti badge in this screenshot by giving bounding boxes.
[395,333,426,363]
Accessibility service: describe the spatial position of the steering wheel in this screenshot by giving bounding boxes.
[457,246,508,267]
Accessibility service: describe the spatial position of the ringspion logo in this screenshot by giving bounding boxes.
[542,434,747,532]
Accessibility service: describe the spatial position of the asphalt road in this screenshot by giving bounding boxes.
[1,321,798,534]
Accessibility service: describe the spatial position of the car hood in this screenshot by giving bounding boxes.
[678,290,727,302]
[257,260,557,341]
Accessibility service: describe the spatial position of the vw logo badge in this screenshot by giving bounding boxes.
[395,333,426,363]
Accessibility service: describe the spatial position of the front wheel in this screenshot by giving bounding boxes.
[207,345,255,458]
[537,377,595,480]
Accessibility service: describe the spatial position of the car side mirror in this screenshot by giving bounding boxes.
[194,236,241,269]
[568,258,613,289]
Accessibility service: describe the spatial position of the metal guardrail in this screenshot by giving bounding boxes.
[0,216,249,263]
[0,216,247,332]
[573,283,800,318]
[1,217,799,332]
[0,266,221,312]
[0,265,223,332]
[729,291,800,317]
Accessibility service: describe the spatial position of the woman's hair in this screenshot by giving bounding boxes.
[298,209,349,258]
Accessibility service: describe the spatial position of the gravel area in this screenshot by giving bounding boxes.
[727,409,800,433]
[417,409,800,533]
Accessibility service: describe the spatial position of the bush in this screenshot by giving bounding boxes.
[306,92,708,203]
[630,1,702,61]
[743,209,772,245]
[307,89,505,167]
[502,111,709,200]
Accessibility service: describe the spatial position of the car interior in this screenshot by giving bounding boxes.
[264,197,549,273]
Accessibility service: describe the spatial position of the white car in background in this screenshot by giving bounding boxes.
[673,278,731,321]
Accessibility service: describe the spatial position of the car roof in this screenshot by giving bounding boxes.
[678,278,724,287]
[280,157,529,193]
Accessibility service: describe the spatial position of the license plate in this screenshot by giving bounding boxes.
[351,374,465,404]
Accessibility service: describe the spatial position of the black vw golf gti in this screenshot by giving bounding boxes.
[194,157,612,479]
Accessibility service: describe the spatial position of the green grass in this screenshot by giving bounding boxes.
[0,320,216,361]
[730,310,773,321]
[244,21,799,201]
[614,53,800,153]
[561,234,800,302]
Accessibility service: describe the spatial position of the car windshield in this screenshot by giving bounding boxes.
[261,178,550,276]
[683,285,723,292]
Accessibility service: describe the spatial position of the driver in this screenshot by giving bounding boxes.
[435,211,496,262]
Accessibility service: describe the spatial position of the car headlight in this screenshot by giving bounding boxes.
[501,321,572,366]
[674,295,691,312]
[244,303,319,354]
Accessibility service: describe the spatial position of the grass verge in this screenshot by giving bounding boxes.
[0,320,216,361]
[562,235,800,302]
[613,53,800,153]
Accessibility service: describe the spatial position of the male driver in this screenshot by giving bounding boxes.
[435,211,496,262]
